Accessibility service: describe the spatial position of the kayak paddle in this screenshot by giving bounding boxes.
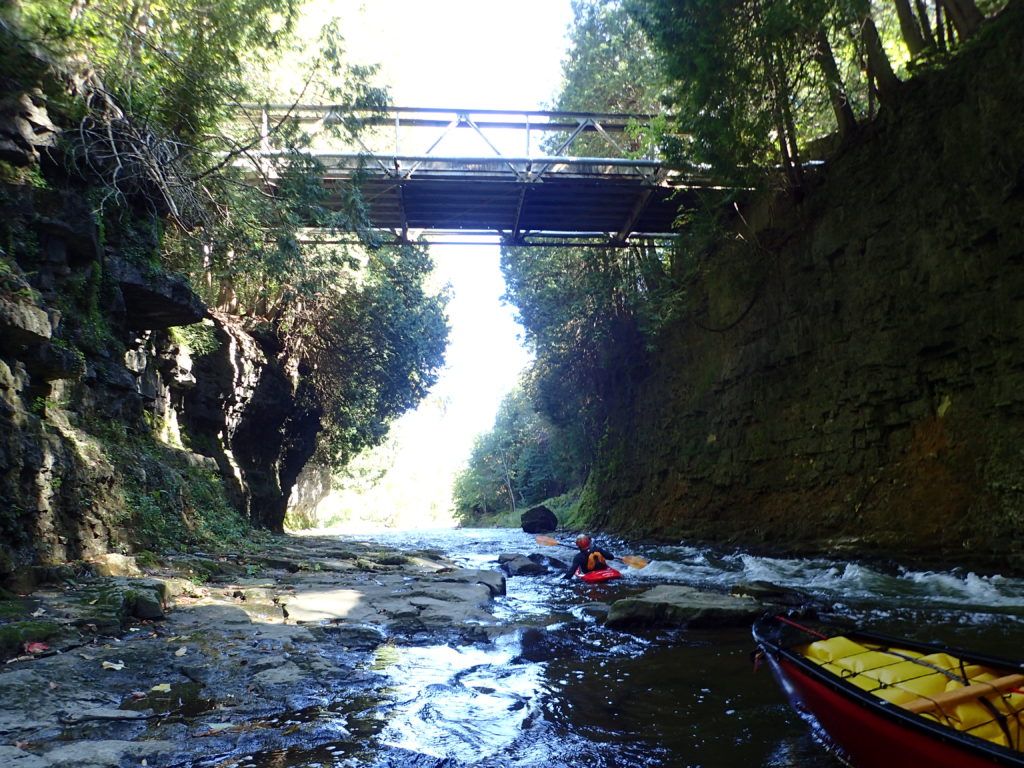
[534,534,649,569]
[619,555,649,569]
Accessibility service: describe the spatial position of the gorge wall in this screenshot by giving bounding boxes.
[585,1,1024,571]
[0,82,317,578]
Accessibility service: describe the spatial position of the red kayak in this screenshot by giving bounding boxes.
[578,567,622,583]
[753,614,1024,767]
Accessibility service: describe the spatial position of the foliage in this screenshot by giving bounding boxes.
[545,0,669,157]
[0,253,40,304]
[52,259,125,360]
[501,0,678,457]
[285,243,449,469]
[453,385,583,523]
[14,0,300,140]
[625,0,998,183]
[502,244,660,455]
[125,466,250,554]
[170,321,221,359]
[559,0,668,113]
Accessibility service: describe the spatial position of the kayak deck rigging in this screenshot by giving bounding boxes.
[797,633,1024,751]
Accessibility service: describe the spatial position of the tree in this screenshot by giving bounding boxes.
[460,1,679,514]
[626,0,870,183]
[502,243,656,454]
[453,385,582,521]
[284,244,450,469]
[627,0,1001,182]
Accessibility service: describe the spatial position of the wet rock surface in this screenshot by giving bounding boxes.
[0,534,511,767]
[0,532,805,767]
[604,584,763,629]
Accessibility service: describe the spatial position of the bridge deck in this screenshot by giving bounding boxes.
[244,107,714,246]
[313,155,704,245]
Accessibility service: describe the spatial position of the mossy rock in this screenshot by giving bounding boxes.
[0,599,33,619]
[0,620,63,657]
[3,564,81,593]
[122,586,164,619]
[74,579,168,628]
[329,550,360,560]
[134,550,163,570]
[166,555,247,581]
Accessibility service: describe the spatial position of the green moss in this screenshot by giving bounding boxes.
[0,161,49,189]
[564,479,602,530]
[134,550,162,569]
[49,257,125,360]
[170,321,221,358]
[75,412,251,556]
[540,488,582,524]
[0,600,27,618]
[0,621,63,656]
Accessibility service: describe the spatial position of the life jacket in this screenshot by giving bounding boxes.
[585,549,607,572]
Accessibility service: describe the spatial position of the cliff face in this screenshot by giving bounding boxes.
[585,3,1024,570]
[0,116,316,577]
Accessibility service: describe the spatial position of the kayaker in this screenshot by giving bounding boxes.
[563,534,616,579]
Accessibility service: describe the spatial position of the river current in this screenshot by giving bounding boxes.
[230,527,1024,768]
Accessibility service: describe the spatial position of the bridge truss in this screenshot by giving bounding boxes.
[243,105,713,247]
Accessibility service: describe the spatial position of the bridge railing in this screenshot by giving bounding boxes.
[234,104,673,180]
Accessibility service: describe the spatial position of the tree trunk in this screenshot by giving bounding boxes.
[915,0,937,48]
[933,0,950,50]
[861,16,901,107]
[763,46,802,186]
[499,449,517,513]
[940,0,984,39]
[893,0,929,55]
[778,61,803,186]
[632,242,666,295]
[813,27,858,142]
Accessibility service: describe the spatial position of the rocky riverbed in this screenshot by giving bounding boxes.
[0,533,775,768]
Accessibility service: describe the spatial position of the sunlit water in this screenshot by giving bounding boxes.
[207,527,1024,768]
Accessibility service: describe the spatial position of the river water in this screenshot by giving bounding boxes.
[223,527,1024,768]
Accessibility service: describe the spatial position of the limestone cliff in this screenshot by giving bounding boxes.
[583,2,1024,570]
[0,105,316,579]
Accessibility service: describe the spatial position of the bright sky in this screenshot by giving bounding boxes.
[301,0,576,527]
[328,0,574,109]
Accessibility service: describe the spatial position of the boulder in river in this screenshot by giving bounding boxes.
[528,552,569,571]
[731,579,829,610]
[605,585,763,629]
[520,505,557,533]
[498,553,549,576]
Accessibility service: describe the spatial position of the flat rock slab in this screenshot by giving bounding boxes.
[0,534,511,767]
[282,568,505,627]
[32,740,176,768]
[606,585,763,629]
[283,587,378,624]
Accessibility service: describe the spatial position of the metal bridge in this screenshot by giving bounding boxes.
[244,106,716,247]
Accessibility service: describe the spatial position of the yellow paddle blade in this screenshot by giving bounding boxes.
[535,535,560,546]
[620,555,648,569]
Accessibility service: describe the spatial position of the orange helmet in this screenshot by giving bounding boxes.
[575,534,591,550]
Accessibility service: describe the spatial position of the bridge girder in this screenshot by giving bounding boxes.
[240,106,720,246]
